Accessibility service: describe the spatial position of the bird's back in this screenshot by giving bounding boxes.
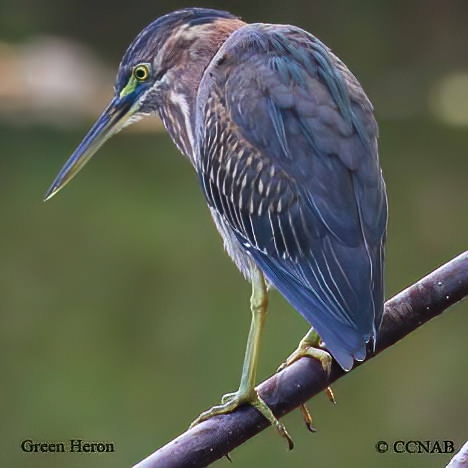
[196,23,387,370]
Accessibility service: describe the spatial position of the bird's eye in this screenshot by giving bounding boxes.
[133,64,151,81]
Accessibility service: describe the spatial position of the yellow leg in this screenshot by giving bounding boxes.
[190,266,293,448]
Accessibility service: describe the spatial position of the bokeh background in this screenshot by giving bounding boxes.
[1,1,467,467]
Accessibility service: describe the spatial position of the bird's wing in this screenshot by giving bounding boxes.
[196,24,387,370]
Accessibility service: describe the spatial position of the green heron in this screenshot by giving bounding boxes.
[45,8,387,444]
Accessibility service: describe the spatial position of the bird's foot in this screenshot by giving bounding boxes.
[277,339,333,376]
[277,332,335,431]
[190,388,294,449]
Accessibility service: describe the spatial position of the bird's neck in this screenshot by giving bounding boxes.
[158,18,245,164]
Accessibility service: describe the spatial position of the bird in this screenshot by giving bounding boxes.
[45,8,387,445]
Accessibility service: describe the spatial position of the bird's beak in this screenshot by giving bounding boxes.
[44,95,137,201]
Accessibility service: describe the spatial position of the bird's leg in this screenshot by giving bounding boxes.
[190,267,294,449]
[277,329,335,431]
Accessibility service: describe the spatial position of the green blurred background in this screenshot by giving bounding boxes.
[1,1,467,467]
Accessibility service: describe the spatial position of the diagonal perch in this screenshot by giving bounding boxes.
[133,251,468,468]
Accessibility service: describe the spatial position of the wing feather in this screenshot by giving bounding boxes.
[196,23,387,370]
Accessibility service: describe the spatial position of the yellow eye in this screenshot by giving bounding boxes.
[133,64,151,81]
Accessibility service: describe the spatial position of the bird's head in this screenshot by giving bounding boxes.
[44,8,244,200]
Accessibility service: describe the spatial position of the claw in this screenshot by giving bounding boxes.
[325,386,336,405]
[299,404,317,432]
